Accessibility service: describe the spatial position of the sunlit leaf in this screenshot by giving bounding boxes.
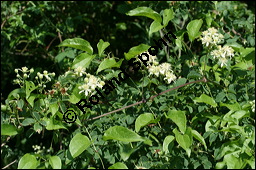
[135,113,154,132]
[126,7,162,23]
[69,133,91,158]
[18,153,38,169]
[58,38,93,54]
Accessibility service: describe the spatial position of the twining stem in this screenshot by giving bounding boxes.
[86,77,207,121]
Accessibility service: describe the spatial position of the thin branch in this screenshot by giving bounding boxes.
[86,77,207,121]
[2,160,17,169]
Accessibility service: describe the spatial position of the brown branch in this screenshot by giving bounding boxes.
[2,160,17,169]
[86,77,207,121]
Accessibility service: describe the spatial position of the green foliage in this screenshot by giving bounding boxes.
[1,1,255,169]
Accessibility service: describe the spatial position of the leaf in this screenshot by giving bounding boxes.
[166,110,187,134]
[126,7,162,23]
[194,94,217,107]
[27,94,36,107]
[220,102,240,112]
[96,58,123,73]
[103,126,146,143]
[1,124,18,136]
[108,162,128,169]
[135,113,154,132]
[18,153,38,169]
[71,53,96,69]
[22,118,36,126]
[119,142,138,161]
[97,39,110,57]
[49,102,59,116]
[192,130,207,150]
[162,8,174,27]
[149,20,163,36]
[44,117,67,130]
[69,133,91,158]
[124,44,150,60]
[162,135,175,154]
[25,81,36,99]
[7,88,25,100]
[49,156,62,169]
[58,38,93,54]
[186,19,203,42]
[173,128,191,157]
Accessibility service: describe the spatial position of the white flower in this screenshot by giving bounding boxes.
[74,66,86,77]
[15,69,18,73]
[88,75,99,90]
[164,71,176,84]
[30,68,34,73]
[43,70,48,75]
[78,84,91,96]
[159,63,172,75]
[22,67,28,72]
[148,65,161,77]
[201,27,224,47]
[218,57,228,67]
[137,51,159,67]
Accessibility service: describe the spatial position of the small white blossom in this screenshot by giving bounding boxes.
[15,69,18,73]
[250,100,255,112]
[159,63,172,75]
[148,65,161,77]
[164,71,177,84]
[78,84,91,96]
[22,67,28,72]
[74,66,86,77]
[201,27,224,47]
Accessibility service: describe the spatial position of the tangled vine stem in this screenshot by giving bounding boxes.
[86,77,207,121]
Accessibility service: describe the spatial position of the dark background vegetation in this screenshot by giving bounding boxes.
[1,1,254,101]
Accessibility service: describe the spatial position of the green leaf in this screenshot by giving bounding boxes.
[1,124,18,136]
[25,81,36,99]
[18,153,38,169]
[220,102,240,112]
[173,128,191,157]
[135,113,154,132]
[126,7,162,23]
[7,88,25,100]
[192,130,207,150]
[58,38,93,54]
[71,53,96,69]
[119,142,138,161]
[97,39,110,57]
[205,13,212,27]
[44,117,67,130]
[108,162,128,169]
[194,94,217,107]
[162,8,174,27]
[27,94,36,107]
[22,118,36,126]
[149,20,163,36]
[69,85,82,104]
[49,156,62,169]
[166,110,187,134]
[103,126,146,143]
[186,19,203,42]
[96,58,123,73]
[49,102,59,116]
[124,44,150,60]
[69,133,91,158]
[163,135,175,154]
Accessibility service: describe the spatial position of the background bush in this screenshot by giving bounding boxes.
[1,1,255,169]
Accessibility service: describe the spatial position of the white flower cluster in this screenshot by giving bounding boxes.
[32,145,45,154]
[250,100,255,112]
[201,27,235,68]
[201,27,224,47]
[210,45,235,67]
[13,66,34,86]
[74,66,86,77]
[138,52,176,84]
[78,73,105,96]
[35,70,55,88]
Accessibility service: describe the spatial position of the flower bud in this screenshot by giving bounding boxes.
[43,70,48,75]
[23,74,28,78]
[15,69,18,73]
[30,68,34,73]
